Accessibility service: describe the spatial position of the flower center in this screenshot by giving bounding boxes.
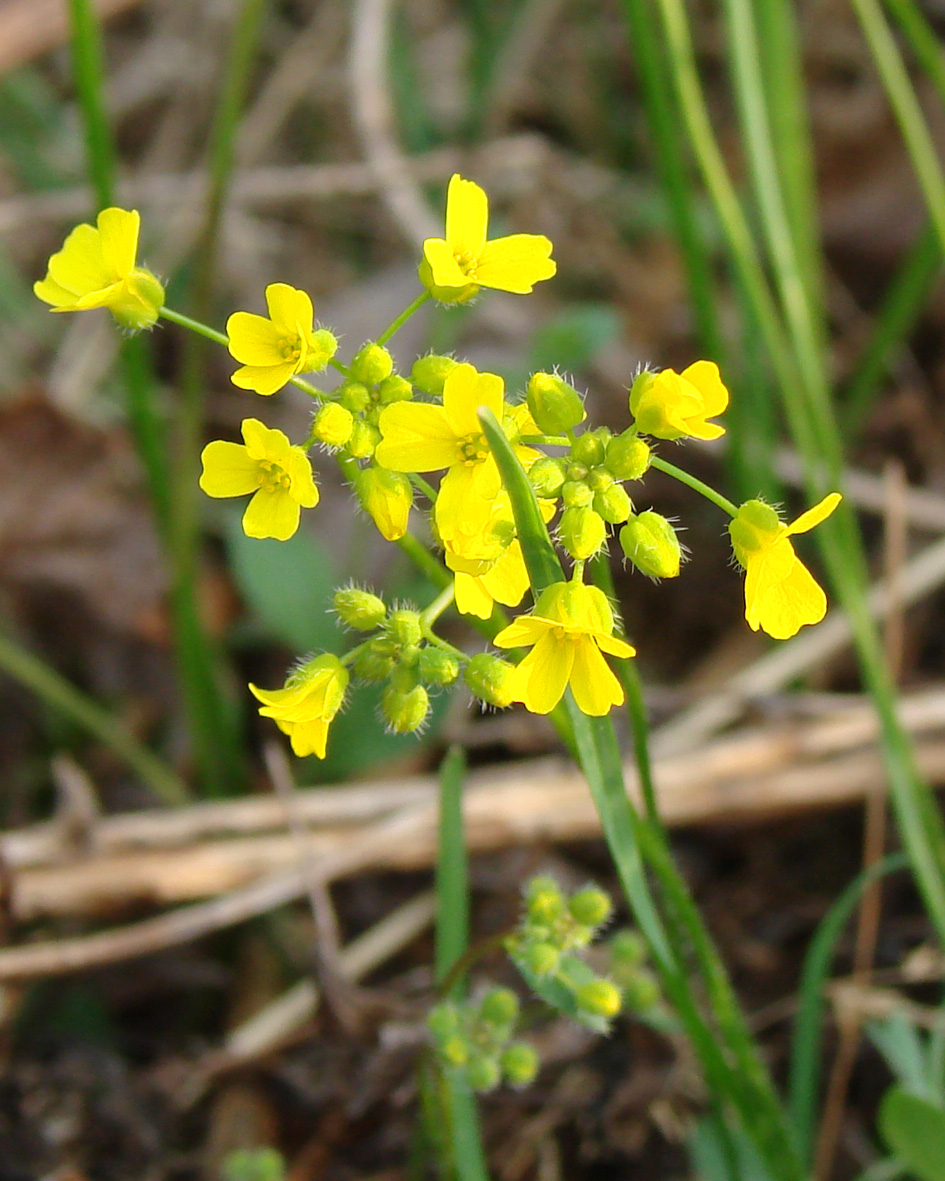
[458,432,489,465]
[454,249,479,279]
[278,335,302,363]
[257,459,292,493]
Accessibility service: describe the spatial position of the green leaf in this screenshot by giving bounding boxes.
[879,1087,945,1181]
[224,512,339,654]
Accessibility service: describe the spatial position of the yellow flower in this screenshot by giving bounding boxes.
[226,283,337,395]
[729,493,842,640]
[357,466,413,541]
[375,362,539,550]
[494,581,636,716]
[250,654,348,759]
[630,361,729,441]
[420,174,556,301]
[199,418,318,541]
[34,207,165,329]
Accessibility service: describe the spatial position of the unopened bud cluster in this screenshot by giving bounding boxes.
[608,929,661,1013]
[427,988,538,1092]
[507,876,623,1028]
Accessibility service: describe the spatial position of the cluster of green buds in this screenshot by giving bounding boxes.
[427,988,539,1093]
[311,342,409,457]
[524,372,681,576]
[506,876,623,1031]
[607,929,662,1014]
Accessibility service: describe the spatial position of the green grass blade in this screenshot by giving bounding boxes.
[788,854,907,1163]
[883,0,945,103]
[66,0,115,212]
[0,629,188,805]
[436,745,470,995]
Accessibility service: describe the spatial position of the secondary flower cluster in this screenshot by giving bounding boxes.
[35,173,842,763]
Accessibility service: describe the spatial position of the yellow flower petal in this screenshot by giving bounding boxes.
[749,557,827,640]
[33,275,79,308]
[476,234,556,294]
[744,538,796,630]
[422,238,469,288]
[680,360,729,418]
[240,417,282,459]
[493,615,554,648]
[569,638,625,716]
[453,572,494,619]
[441,364,504,437]
[286,717,330,759]
[786,492,842,536]
[242,487,301,540]
[264,282,312,334]
[46,223,112,296]
[286,448,319,508]
[226,311,286,365]
[375,402,458,471]
[97,207,139,278]
[435,466,495,545]
[231,361,297,395]
[481,543,530,608]
[445,174,489,260]
[512,633,574,714]
[595,631,637,659]
[199,440,260,497]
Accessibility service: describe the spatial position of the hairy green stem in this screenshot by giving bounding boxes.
[377,290,432,346]
[650,455,738,516]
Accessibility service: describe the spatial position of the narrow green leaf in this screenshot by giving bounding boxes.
[436,746,469,994]
[879,1087,945,1181]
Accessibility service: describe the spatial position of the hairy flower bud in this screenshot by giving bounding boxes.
[338,381,371,414]
[411,353,457,395]
[524,942,561,976]
[570,430,607,468]
[312,402,354,448]
[353,636,398,682]
[728,498,782,566]
[333,586,386,630]
[479,988,520,1028]
[528,456,567,498]
[561,480,593,509]
[605,431,651,481]
[350,342,393,386]
[500,1043,539,1087]
[594,483,632,525]
[568,887,613,928]
[559,506,606,559]
[464,653,516,708]
[610,930,648,968]
[427,1001,461,1041]
[526,372,586,434]
[526,876,565,923]
[619,511,682,579]
[575,978,622,1019]
[358,466,412,540]
[377,374,413,404]
[418,646,460,686]
[381,682,430,733]
[385,609,423,649]
[347,420,381,459]
[466,1054,501,1093]
[623,969,660,1011]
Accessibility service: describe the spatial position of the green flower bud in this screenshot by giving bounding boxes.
[619,511,682,579]
[358,466,412,540]
[568,887,613,929]
[427,1002,461,1041]
[610,930,648,968]
[622,969,660,1011]
[524,942,561,976]
[559,506,606,559]
[411,353,457,396]
[308,329,339,371]
[348,420,381,459]
[466,1054,501,1093]
[561,480,593,509]
[500,1043,539,1087]
[528,456,567,498]
[440,1034,469,1067]
[350,342,393,386]
[570,430,607,468]
[333,586,386,630]
[728,499,782,567]
[385,608,422,649]
[377,374,413,404]
[111,268,166,331]
[526,372,586,434]
[594,483,633,525]
[605,430,651,481]
[418,646,460,686]
[353,636,398,682]
[464,653,516,708]
[479,987,520,1028]
[418,259,479,305]
[338,381,371,414]
[381,682,430,733]
[574,978,622,1019]
[526,876,565,923]
[312,402,354,448]
[586,466,614,493]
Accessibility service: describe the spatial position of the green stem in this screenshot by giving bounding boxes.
[160,306,228,346]
[650,455,738,516]
[0,629,188,806]
[66,0,115,212]
[420,584,455,629]
[409,473,439,503]
[377,290,432,346]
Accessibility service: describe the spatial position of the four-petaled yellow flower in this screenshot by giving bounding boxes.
[729,493,842,640]
[494,581,636,716]
[34,207,165,330]
[250,654,348,759]
[199,417,318,541]
[420,174,556,302]
[375,362,539,553]
[630,361,729,441]
[226,283,337,395]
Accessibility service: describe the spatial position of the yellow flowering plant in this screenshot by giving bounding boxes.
[40,181,847,1172]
